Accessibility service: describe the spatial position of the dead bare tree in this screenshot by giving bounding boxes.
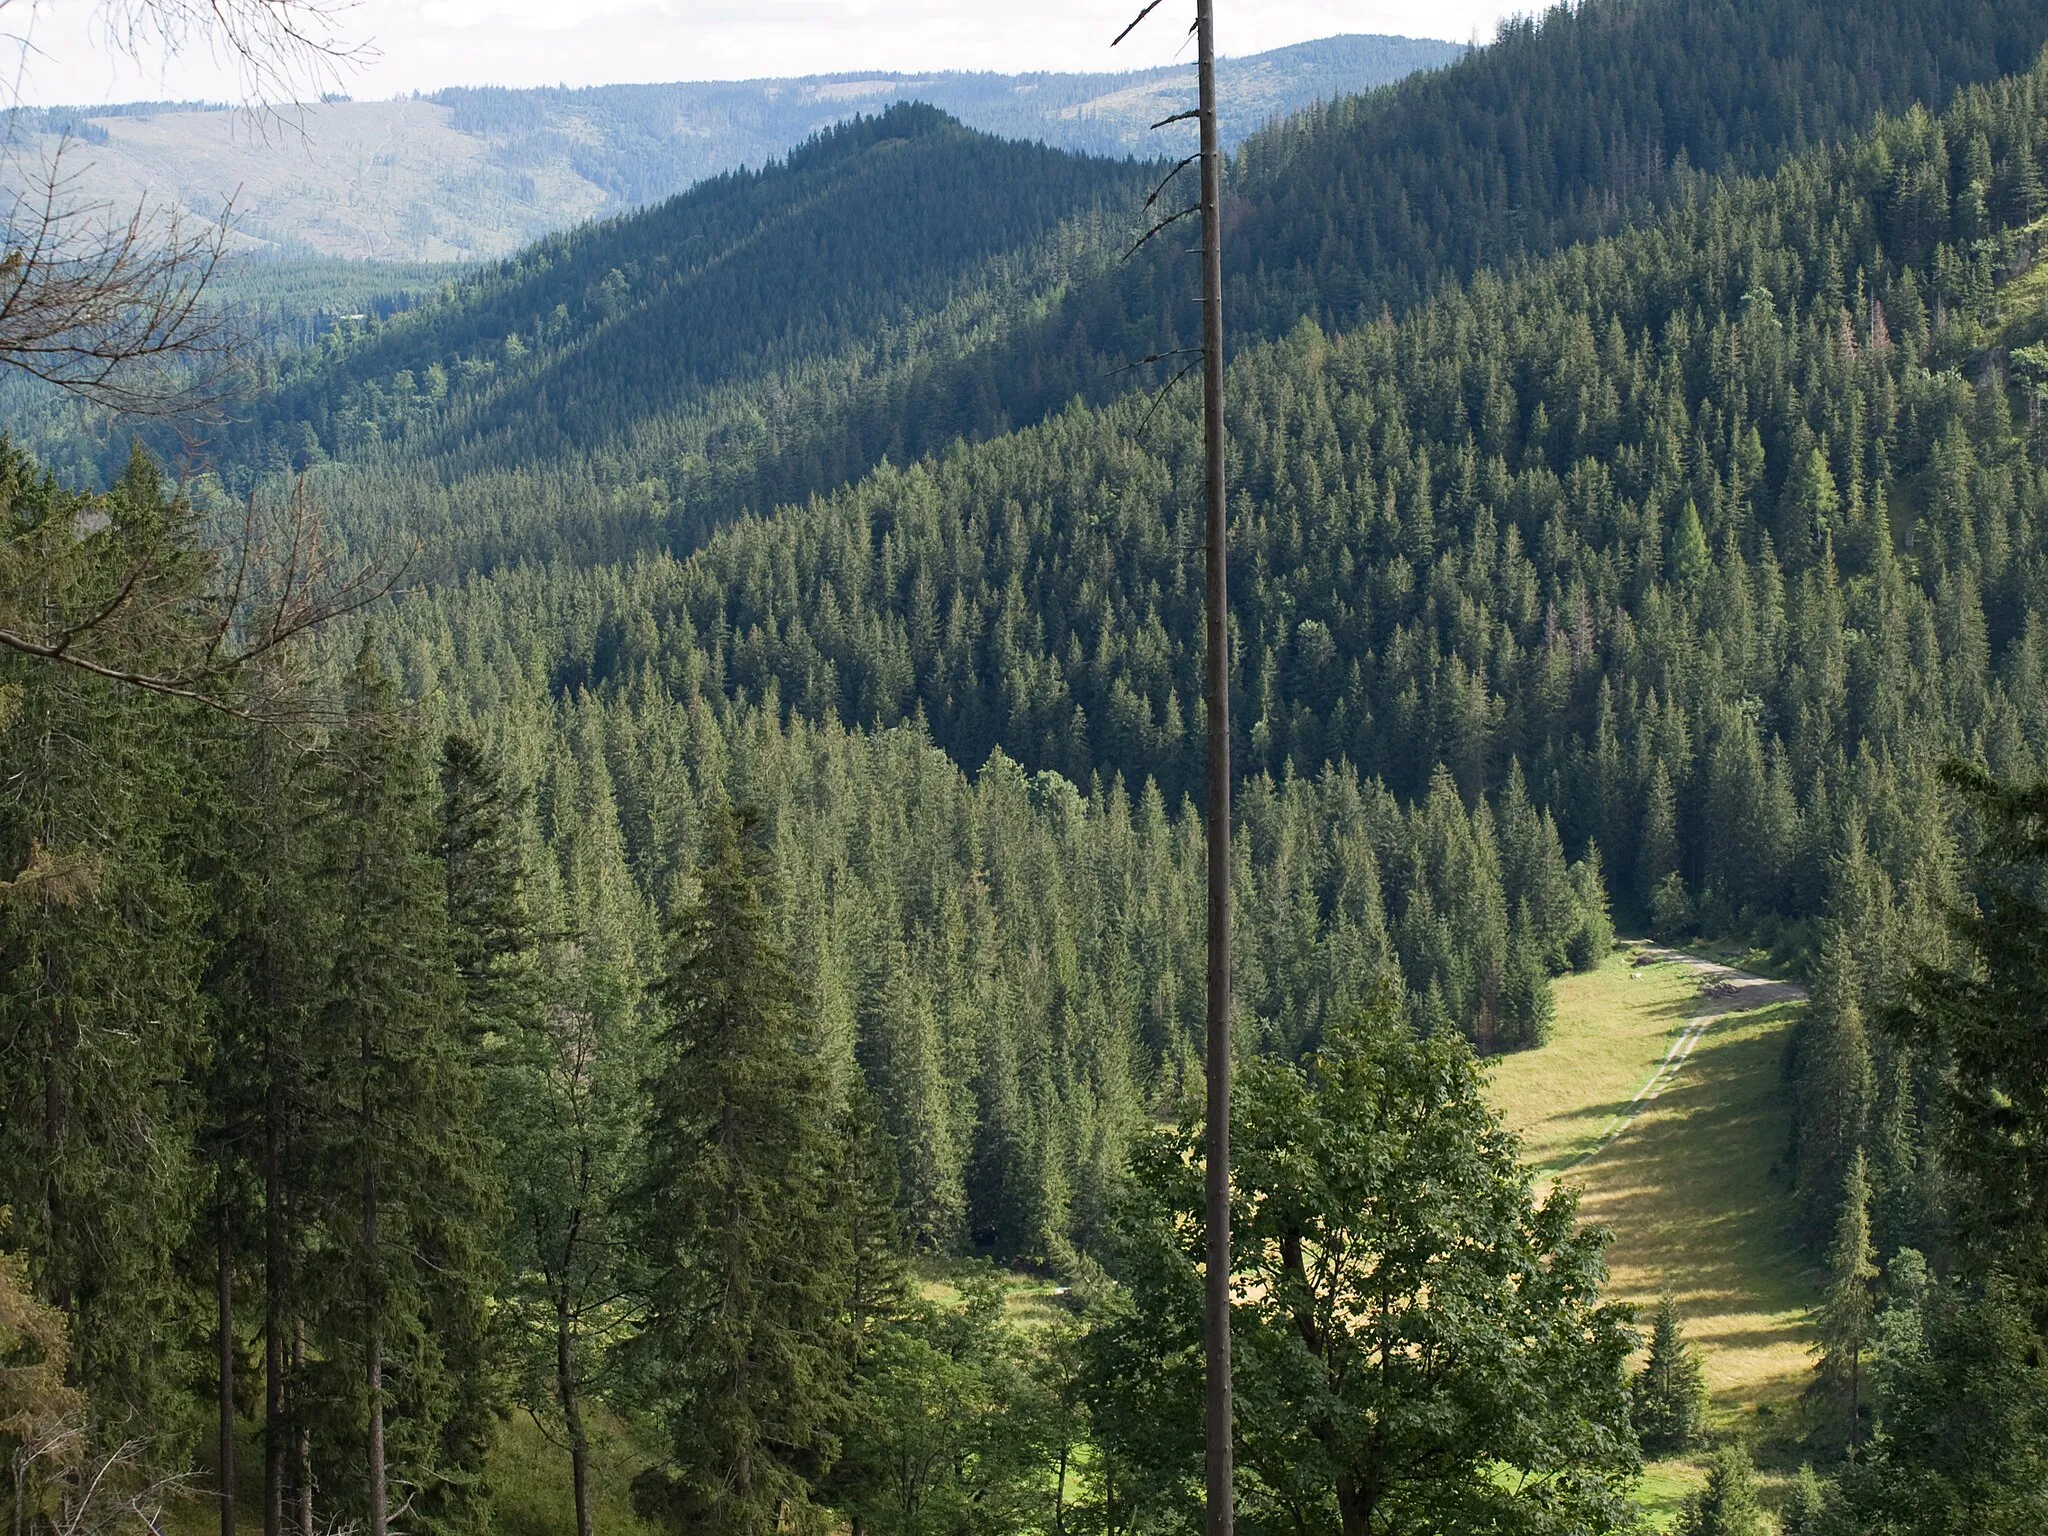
[10,1422,195,1536]
[1114,7,1232,1536]
[0,0,385,726]
[0,140,238,415]
[0,0,368,410]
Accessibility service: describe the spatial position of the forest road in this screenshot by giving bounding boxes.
[1563,946,1807,1173]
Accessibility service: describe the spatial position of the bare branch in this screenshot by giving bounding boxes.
[1112,0,1171,47]
[1102,344,1200,380]
[1145,153,1200,210]
[1150,108,1201,130]
[0,475,411,718]
[1122,201,1200,262]
[0,0,372,412]
[1132,357,1202,439]
[76,0,369,108]
[0,137,241,412]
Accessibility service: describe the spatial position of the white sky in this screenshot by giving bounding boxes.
[21,0,1530,106]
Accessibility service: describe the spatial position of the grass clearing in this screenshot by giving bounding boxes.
[1490,947,1822,1529]
[492,1402,663,1536]
[916,1256,1074,1330]
[1490,952,1700,1175]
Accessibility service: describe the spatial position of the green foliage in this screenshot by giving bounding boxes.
[1814,1150,1879,1450]
[18,0,2048,1524]
[828,1272,1061,1536]
[0,446,216,1453]
[304,640,500,1533]
[377,53,2048,1011]
[1781,1464,1831,1535]
[1795,935,1877,1246]
[1890,765,2048,1263]
[1085,998,1640,1536]
[1632,1294,1708,1455]
[1676,1443,1767,1536]
[97,0,2048,593]
[1834,765,2048,1532]
[630,804,858,1535]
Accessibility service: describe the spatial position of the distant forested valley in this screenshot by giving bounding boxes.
[12,0,2048,1532]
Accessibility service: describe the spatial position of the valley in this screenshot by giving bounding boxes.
[1494,949,1821,1527]
[11,0,2048,1531]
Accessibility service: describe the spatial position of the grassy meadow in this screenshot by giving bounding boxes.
[1491,947,1820,1528]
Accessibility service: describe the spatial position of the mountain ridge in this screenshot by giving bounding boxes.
[12,34,1459,262]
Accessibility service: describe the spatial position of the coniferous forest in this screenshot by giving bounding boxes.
[13,0,2048,1531]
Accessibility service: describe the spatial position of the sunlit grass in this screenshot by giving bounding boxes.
[491,1401,663,1536]
[1489,944,1822,1524]
[1489,949,1700,1175]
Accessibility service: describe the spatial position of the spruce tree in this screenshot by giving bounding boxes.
[313,638,496,1536]
[1632,1294,1708,1455]
[1817,1150,1878,1454]
[632,804,855,1534]
[1796,931,1875,1246]
[1677,1444,1767,1536]
[1781,1464,1829,1534]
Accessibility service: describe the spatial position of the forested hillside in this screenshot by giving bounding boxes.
[13,0,2048,1532]
[161,0,2048,592]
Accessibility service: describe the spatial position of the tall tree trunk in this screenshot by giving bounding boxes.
[218,1171,237,1536]
[293,1321,314,1536]
[364,1156,386,1536]
[1850,1341,1861,1456]
[1334,1476,1373,1536]
[556,1290,593,1536]
[1195,7,1234,1536]
[264,1072,286,1536]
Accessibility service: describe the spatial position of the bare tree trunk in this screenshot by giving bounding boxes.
[364,1156,386,1536]
[1850,1342,1860,1456]
[293,1322,314,1536]
[1196,7,1234,1536]
[218,1171,238,1536]
[264,1072,286,1536]
[556,1292,593,1536]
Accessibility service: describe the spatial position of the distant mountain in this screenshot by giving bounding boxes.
[13,35,1460,262]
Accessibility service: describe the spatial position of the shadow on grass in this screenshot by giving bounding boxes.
[1566,1008,1820,1386]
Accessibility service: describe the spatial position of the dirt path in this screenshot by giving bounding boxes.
[1561,946,1807,1172]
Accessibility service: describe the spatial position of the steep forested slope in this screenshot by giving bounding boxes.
[222,106,1147,489]
[385,55,2048,1048]
[184,0,2048,592]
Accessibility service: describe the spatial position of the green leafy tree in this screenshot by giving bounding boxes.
[1084,995,1639,1536]
[828,1272,1056,1536]
[1631,1294,1708,1455]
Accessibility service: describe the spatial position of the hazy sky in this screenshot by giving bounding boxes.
[24,0,1530,106]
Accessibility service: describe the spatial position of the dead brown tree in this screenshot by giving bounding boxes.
[1114,6,1232,1536]
[0,0,393,725]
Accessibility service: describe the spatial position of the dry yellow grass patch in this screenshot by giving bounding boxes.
[1488,950,1820,1413]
